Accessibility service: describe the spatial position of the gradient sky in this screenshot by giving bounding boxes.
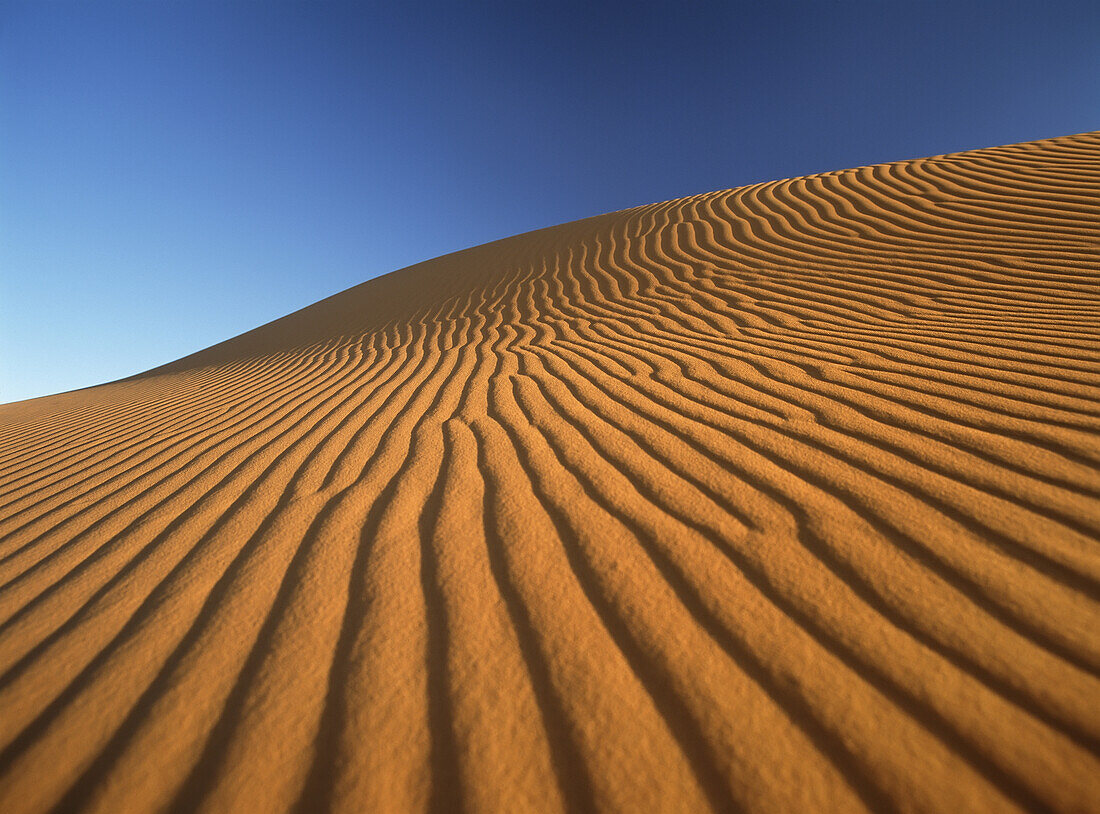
[2,0,1097,404]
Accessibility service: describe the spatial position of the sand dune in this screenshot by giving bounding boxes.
[1,133,1099,813]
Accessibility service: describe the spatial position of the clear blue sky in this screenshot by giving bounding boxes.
[2,0,1097,403]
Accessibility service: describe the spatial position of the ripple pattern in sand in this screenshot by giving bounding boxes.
[1,133,1099,813]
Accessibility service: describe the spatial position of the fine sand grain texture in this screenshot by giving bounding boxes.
[1,133,1099,813]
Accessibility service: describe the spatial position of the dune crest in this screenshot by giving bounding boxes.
[1,133,1099,813]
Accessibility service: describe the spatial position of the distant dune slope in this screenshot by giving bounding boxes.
[1,133,1099,813]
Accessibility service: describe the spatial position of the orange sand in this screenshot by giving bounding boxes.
[1,133,1098,813]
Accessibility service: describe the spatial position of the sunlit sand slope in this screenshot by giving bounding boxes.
[1,133,1099,813]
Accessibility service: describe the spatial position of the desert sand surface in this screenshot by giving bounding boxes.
[1,133,1099,813]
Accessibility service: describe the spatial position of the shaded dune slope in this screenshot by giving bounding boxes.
[1,133,1099,813]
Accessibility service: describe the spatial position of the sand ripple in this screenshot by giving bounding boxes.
[1,133,1098,813]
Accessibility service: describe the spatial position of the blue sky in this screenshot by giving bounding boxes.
[2,0,1097,403]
